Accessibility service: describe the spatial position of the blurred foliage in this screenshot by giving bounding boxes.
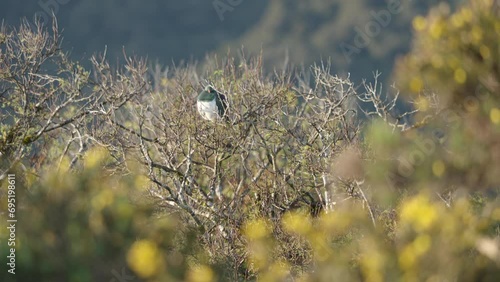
[241,194,500,281]
[394,0,500,190]
[0,149,206,282]
[396,0,499,105]
[0,0,461,84]
[1,157,498,281]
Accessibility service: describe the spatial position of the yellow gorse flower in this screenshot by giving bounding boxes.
[400,194,438,232]
[127,240,165,278]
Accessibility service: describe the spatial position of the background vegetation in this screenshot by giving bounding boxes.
[1,0,499,281]
[0,0,463,84]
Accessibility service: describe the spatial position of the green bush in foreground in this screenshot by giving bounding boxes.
[0,151,198,282]
[0,150,499,281]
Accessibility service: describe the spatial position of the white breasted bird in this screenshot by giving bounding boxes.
[197,85,228,122]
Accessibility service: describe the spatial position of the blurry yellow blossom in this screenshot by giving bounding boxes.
[429,20,444,39]
[84,147,109,168]
[160,78,169,87]
[460,8,473,22]
[479,45,490,60]
[432,160,445,177]
[127,240,165,278]
[471,26,483,44]
[399,245,417,270]
[309,232,331,261]
[91,189,115,211]
[319,211,351,233]
[409,77,423,93]
[134,175,151,191]
[412,16,426,31]
[413,234,431,256]
[453,68,466,84]
[282,211,311,235]
[450,14,464,28]
[490,108,500,124]
[399,235,431,272]
[400,195,438,232]
[244,218,271,240]
[248,243,270,271]
[187,265,215,282]
[360,238,386,282]
[492,208,500,221]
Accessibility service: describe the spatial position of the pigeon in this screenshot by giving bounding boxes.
[197,85,228,122]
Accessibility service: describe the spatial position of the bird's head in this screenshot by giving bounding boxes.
[198,85,217,101]
[205,85,216,93]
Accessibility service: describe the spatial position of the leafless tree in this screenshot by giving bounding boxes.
[91,54,369,273]
[0,18,148,180]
